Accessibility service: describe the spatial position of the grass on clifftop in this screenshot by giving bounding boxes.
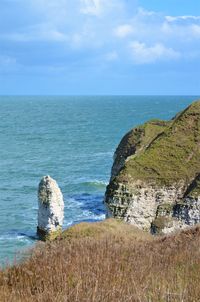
[1,219,200,302]
[116,100,200,186]
[112,119,169,174]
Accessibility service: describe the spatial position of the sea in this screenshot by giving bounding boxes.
[0,95,199,266]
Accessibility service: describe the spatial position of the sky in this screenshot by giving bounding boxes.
[0,0,200,95]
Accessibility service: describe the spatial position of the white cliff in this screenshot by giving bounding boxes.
[37,175,64,240]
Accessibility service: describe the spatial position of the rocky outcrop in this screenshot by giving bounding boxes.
[37,176,64,241]
[105,100,200,234]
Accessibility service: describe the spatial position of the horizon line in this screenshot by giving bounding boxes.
[0,94,200,97]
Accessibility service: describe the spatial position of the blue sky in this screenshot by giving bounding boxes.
[0,0,200,95]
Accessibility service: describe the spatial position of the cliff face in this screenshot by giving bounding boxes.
[37,176,64,240]
[105,100,200,234]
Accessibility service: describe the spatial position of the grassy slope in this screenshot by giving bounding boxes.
[113,119,169,164]
[1,219,200,302]
[116,100,200,186]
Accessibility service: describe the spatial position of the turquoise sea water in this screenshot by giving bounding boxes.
[0,95,199,266]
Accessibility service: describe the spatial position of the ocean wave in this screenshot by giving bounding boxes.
[80,180,108,188]
[0,231,36,242]
[90,213,106,221]
[66,178,108,186]
[63,179,108,193]
[68,213,106,226]
[63,192,106,225]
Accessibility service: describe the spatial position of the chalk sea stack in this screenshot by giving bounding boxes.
[37,176,64,241]
[105,100,200,234]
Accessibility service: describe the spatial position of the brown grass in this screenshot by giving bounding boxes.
[1,219,200,302]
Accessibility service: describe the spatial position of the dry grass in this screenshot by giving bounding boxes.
[1,219,200,302]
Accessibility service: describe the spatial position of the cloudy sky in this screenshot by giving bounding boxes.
[0,0,200,95]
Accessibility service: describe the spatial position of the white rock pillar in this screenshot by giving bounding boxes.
[37,175,64,241]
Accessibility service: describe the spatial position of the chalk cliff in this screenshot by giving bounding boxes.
[104,100,200,234]
[37,175,64,240]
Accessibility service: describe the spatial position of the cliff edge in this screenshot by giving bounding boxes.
[105,100,200,234]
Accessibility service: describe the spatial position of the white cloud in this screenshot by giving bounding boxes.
[14,0,126,46]
[129,41,180,64]
[30,0,125,20]
[165,15,200,23]
[137,7,157,17]
[105,51,118,61]
[114,24,133,38]
[80,0,125,17]
[80,0,103,16]
[1,1,200,68]
[80,0,124,16]
[161,15,200,41]
[191,24,200,37]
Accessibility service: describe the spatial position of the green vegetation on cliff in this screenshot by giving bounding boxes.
[116,100,200,187]
[111,119,169,179]
[114,119,169,162]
